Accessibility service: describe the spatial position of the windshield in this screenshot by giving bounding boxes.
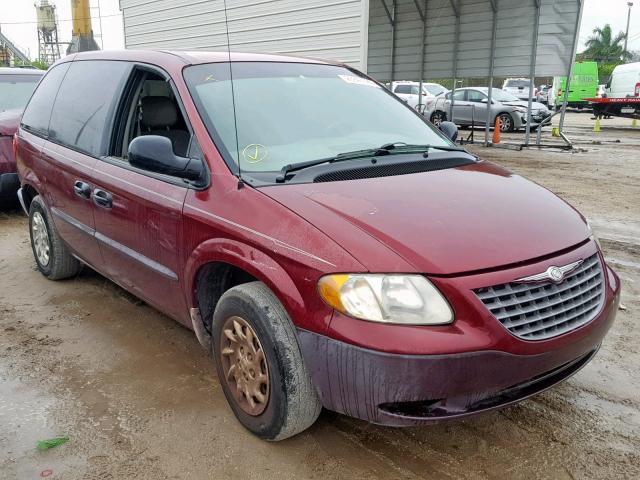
[184,62,451,175]
[425,84,446,96]
[490,89,520,102]
[505,79,530,88]
[0,74,42,112]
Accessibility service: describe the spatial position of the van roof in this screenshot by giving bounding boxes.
[612,62,640,73]
[63,49,336,67]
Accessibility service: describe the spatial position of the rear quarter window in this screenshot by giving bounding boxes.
[48,60,130,157]
[21,63,70,136]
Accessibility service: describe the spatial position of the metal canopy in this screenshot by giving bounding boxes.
[367,0,583,146]
[368,0,582,80]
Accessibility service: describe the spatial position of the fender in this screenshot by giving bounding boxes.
[183,237,331,334]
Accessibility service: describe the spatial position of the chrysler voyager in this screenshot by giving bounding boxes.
[15,51,620,440]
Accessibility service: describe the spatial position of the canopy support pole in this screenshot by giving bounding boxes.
[484,0,498,145]
[524,0,541,146]
[449,0,460,119]
[559,0,584,137]
[415,0,427,111]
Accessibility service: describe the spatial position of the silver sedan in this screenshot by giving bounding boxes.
[426,87,551,132]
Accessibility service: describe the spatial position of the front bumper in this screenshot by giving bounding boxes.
[298,244,620,426]
[298,330,607,425]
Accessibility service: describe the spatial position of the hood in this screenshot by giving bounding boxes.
[503,100,547,112]
[0,109,22,136]
[261,161,590,275]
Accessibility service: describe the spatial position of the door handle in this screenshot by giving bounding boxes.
[73,180,91,199]
[92,189,112,208]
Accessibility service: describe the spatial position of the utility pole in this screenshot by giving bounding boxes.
[624,2,633,60]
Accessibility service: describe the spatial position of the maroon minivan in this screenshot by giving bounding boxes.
[16,51,620,440]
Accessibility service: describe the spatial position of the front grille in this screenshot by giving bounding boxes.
[474,254,604,340]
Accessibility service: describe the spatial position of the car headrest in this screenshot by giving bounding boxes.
[141,96,178,128]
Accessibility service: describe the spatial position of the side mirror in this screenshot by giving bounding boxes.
[128,135,202,181]
[480,98,489,103]
[439,121,458,142]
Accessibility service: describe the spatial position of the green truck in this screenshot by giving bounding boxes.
[550,61,599,109]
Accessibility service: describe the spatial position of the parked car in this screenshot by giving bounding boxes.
[502,78,536,101]
[427,87,551,132]
[391,81,439,112]
[605,61,640,98]
[16,51,620,441]
[550,61,598,109]
[0,67,43,206]
[537,84,551,104]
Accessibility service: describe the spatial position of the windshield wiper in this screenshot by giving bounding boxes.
[275,143,465,183]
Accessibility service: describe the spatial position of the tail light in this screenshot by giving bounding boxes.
[557,88,562,97]
[12,133,17,160]
[635,82,640,97]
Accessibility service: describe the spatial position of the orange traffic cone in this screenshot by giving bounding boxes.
[492,117,501,144]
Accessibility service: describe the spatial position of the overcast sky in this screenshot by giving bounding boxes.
[0,0,638,62]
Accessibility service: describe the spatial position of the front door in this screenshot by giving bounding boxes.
[91,67,192,322]
[465,89,491,126]
[446,89,470,124]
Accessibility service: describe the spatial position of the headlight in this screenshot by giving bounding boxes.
[513,106,527,113]
[318,274,453,325]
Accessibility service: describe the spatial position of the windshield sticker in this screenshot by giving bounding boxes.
[241,144,268,163]
[338,75,378,87]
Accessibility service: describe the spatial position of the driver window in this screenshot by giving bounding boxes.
[467,90,488,103]
[115,70,191,161]
[450,89,465,101]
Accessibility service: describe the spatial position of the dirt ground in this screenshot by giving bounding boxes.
[1,112,638,479]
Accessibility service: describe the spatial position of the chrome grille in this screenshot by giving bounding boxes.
[474,254,604,340]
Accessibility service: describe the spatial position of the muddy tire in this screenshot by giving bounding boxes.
[29,195,81,280]
[212,281,321,441]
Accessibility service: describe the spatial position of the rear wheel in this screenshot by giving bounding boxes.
[496,113,515,132]
[29,195,81,280]
[212,281,321,440]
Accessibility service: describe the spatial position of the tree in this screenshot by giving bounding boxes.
[579,24,630,62]
[30,60,49,70]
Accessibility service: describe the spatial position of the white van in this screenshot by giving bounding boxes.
[605,62,640,98]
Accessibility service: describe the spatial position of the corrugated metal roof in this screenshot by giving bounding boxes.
[367,0,581,81]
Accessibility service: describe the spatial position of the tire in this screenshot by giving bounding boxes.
[430,110,447,126]
[29,195,82,280]
[496,113,515,132]
[211,281,321,441]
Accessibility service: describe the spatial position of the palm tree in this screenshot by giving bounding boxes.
[580,24,630,62]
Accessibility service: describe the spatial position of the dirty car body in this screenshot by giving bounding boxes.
[15,51,620,437]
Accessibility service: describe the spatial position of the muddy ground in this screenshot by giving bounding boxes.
[1,112,638,479]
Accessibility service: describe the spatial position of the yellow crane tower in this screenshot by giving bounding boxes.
[66,0,99,54]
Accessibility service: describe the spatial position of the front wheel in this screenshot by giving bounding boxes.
[496,113,515,132]
[212,282,321,440]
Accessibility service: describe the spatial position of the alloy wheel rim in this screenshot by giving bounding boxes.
[32,212,51,267]
[499,115,511,131]
[432,112,443,126]
[220,316,270,416]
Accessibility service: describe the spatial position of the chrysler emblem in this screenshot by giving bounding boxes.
[515,259,584,284]
[547,266,564,282]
